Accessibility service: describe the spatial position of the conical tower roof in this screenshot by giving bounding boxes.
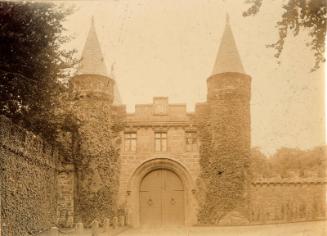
[78,17,108,76]
[212,15,245,75]
[77,18,123,105]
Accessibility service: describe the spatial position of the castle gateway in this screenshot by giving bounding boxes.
[58,17,326,228]
[67,16,251,227]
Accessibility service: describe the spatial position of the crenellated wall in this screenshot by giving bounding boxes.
[0,116,62,236]
[249,179,326,224]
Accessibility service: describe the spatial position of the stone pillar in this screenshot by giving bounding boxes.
[119,215,125,226]
[112,216,118,229]
[103,218,110,232]
[125,212,129,226]
[75,222,84,233]
[57,164,75,227]
[91,220,99,236]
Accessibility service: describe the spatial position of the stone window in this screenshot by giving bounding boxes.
[124,132,136,152]
[185,131,197,152]
[155,132,167,152]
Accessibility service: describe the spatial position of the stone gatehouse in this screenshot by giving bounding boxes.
[119,97,200,227]
[63,17,325,227]
[1,16,326,235]
[67,16,253,227]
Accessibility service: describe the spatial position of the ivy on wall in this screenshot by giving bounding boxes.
[0,116,60,235]
[71,98,124,225]
[196,77,251,225]
[196,110,250,224]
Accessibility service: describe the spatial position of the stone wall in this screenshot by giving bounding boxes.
[249,179,326,224]
[119,98,200,226]
[197,72,251,224]
[118,125,200,226]
[0,116,61,235]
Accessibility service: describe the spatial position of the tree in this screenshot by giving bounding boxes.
[0,2,77,141]
[250,146,327,179]
[244,0,326,71]
[250,147,273,178]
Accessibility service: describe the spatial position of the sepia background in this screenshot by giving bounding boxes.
[60,0,325,155]
[0,1,326,235]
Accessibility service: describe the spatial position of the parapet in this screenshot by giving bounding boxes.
[252,176,327,186]
[69,74,114,102]
[127,97,188,121]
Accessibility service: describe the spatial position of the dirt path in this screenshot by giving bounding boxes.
[118,221,327,236]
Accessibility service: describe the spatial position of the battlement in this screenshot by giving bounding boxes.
[251,177,327,185]
[126,97,195,126]
[69,74,114,102]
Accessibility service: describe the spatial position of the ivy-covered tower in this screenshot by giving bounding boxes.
[201,16,251,224]
[69,18,121,223]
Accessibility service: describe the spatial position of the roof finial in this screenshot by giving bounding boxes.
[91,15,95,25]
[110,62,116,78]
[226,13,230,24]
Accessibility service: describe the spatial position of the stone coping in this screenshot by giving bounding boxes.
[251,178,326,185]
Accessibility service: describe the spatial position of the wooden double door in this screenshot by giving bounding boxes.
[140,169,185,226]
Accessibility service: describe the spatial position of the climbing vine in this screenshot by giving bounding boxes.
[196,81,251,225]
[70,97,125,225]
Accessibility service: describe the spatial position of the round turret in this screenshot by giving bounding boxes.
[201,16,252,223]
[207,72,251,101]
[69,74,114,103]
[207,72,251,150]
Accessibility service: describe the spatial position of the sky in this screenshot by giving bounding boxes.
[59,0,325,155]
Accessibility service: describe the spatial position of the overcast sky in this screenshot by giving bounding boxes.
[60,0,325,155]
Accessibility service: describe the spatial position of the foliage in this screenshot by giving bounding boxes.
[79,186,117,225]
[196,105,250,225]
[0,2,77,141]
[251,146,326,178]
[250,147,274,178]
[244,0,326,71]
[76,128,121,224]
[70,97,124,224]
[0,116,59,235]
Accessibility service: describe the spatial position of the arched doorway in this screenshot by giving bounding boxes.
[139,169,184,226]
[126,158,197,227]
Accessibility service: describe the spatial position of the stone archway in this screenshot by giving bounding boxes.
[126,158,196,227]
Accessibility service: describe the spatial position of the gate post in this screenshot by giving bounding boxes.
[104,218,110,232]
[75,222,84,233]
[112,216,118,229]
[91,220,99,236]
